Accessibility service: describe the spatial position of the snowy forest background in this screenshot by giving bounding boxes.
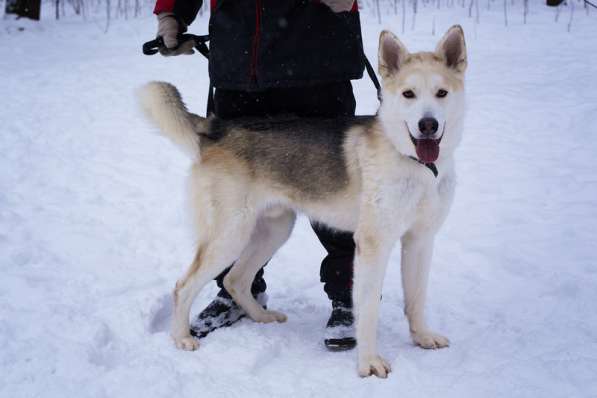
[3,0,595,31]
[1,1,597,398]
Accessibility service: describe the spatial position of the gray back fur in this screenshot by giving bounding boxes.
[200,115,374,198]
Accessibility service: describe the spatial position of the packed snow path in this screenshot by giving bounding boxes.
[1,4,596,397]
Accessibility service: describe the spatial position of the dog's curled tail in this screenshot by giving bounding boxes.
[138,81,207,160]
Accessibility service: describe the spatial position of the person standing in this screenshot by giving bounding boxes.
[154,0,364,350]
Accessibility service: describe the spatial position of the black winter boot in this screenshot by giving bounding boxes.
[190,266,267,339]
[189,288,267,339]
[324,299,356,351]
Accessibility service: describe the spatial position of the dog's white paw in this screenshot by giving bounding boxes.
[173,335,200,351]
[412,330,450,349]
[253,309,287,324]
[358,355,392,378]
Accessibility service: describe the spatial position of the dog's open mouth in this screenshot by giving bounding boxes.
[407,123,444,163]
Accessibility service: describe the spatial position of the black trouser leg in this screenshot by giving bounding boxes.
[312,223,355,305]
[215,267,267,296]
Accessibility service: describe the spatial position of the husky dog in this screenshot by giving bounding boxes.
[139,25,467,378]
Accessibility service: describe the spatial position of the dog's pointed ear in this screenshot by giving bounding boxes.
[436,25,467,73]
[378,30,409,79]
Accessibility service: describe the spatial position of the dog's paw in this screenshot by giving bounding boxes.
[411,330,450,349]
[253,309,287,324]
[173,335,200,351]
[358,355,392,378]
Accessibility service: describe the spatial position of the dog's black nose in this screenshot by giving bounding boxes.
[418,117,439,136]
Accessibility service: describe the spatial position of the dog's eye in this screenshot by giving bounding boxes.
[436,89,448,98]
[402,90,415,99]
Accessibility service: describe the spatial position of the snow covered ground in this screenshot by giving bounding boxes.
[1,2,597,397]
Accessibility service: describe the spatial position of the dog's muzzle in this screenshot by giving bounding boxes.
[406,122,445,163]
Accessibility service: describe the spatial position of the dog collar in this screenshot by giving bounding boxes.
[409,156,438,178]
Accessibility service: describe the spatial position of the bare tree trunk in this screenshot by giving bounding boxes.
[475,0,480,23]
[56,0,60,19]
[5,0,20,15]
[567,1,575,32]
[69,0,81,15]
[105,0,111,33]
[523,0,528,24]
[375,0,381,24]
[432,15,436,35]
[401,0,406,33]
[503,0,508,26]
[6,0,41,20]
[79,0,87,19]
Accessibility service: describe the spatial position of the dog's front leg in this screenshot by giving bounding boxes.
[401,230,449,349]
[353,225,394,378]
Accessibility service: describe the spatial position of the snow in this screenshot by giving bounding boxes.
[1,2,597,397]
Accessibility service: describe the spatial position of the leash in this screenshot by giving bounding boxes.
[142,33,209,57]
[143,34,382,114]
[142,35,437,177]
[363,55,382,103]
[143,35,381,113]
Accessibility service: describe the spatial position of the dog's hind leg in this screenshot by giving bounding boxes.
[401,230,449,349]
[223,207,296,324]
[171,208,258,351]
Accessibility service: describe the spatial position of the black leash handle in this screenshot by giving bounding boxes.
[142,33,210,58]
[142,36,163,55]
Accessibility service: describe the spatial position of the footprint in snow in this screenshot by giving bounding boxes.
[148,294,172,334]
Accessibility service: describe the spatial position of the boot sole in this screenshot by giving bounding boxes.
[324,337,356,351]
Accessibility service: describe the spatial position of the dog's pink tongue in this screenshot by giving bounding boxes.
[415,139,440,163]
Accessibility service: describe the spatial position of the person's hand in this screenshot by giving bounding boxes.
[156,13,194,56]
[321,0,354,13]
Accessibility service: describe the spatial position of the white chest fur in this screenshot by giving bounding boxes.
[373,155,456,237]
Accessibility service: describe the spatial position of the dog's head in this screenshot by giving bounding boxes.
[377,26,467,164]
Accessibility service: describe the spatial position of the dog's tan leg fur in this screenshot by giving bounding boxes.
[401,231,449,349]
[171,176,259,350]
[223,207,296,323]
